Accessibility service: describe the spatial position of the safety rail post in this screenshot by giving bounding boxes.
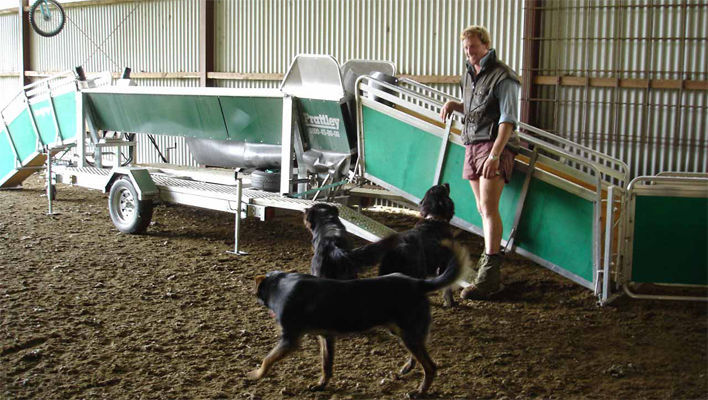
[504,149,539,254]
[227,169,248,256]
[280,95,293,195]
[433,117,452,186]
[600,185,617,303]
[44,145,59,216]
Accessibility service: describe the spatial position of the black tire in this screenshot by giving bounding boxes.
[250,169,281,192]
[108,178,153,234]
[29,0,66,38]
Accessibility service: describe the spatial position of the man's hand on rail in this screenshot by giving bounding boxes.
[440,100,463,121]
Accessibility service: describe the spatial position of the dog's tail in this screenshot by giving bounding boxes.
[420,239,472,293]
[346,233,400,271]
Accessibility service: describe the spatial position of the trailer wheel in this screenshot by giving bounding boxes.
[250,169,280,192]
[108,178,153,234]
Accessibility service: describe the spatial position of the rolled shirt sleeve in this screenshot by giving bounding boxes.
[495,78,520,128]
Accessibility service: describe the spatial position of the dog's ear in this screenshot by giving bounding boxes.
[254,275,266,288]
[443,182,450,193]
[331,206,339,217]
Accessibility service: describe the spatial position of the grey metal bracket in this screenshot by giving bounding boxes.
[291,100,309,195]
[47,84,64,146]
[24,94,45,151]
[599,185,617,303]
[280,95,294,195]
[227,170,248,256]
[2,116,22,169]
[433,117,453,185]
[44,146,59,216]
[504,149,539,254]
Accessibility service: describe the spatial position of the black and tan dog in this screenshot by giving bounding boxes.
[304,203,397,280]
[247,240,471,396]
[378,183,458,306]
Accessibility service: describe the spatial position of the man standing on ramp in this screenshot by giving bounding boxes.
[440,25,521,300]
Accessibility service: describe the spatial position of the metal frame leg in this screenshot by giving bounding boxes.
[227,173,248,256]
[45,147,59,216]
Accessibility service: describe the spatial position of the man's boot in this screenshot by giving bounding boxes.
[460,252,503,300]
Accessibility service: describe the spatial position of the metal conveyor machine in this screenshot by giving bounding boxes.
[1,54,705,304]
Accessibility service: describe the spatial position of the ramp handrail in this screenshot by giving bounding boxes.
[357,74,629,188]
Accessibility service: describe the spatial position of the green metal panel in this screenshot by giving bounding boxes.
[219,96,283,144]
[298,99,351,153]
[30,100,58,146]
[8,110,38,162]
[439,141,483,226]
[439,144,529,241]
[53,91,77,141]
[631,196,708,285]
[515,178,595,282]
[362,105,441,199]
[361,103,595,286]
[0,128,17,183]
[86,93,228,140]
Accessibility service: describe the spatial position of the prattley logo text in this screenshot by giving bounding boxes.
[303,113,341,137]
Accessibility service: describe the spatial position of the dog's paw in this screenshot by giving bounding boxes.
[245,369,263,380]
[405,389,427,399]
[308,383,326,392]
[399,363,415,376]
[442,298,457,308]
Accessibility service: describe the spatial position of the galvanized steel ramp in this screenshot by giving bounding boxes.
[152,173,395,242]
[1,72,80,188]
[357,75,630,301]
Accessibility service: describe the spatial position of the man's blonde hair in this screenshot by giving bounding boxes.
[460,25,491,47]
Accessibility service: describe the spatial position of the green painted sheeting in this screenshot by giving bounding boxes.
[631,196,708,285]
[0,129,17,183]
[8,111,38,161]
[439,141,483,226]
[515,178,595,282]
[362,106,442,199]
[361,104,594,284]
[53,91,77,141]
[30,100,58,146]
[219,96,282,145]
[298,99,351,153]
[86,93,287,143]
[86,93,229,140]
[438,140,522,240]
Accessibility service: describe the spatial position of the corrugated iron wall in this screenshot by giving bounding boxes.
[530,0,707,177]
[215,0,525,98]
[31,0,199,75]
[4,0,704,177]
[0,11,20,107]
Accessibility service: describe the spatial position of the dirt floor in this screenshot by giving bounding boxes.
[1,175,706,400]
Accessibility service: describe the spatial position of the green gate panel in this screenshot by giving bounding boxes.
[631,196,708,285]
[86,93,228,140]
[362,106,442,199]
[515,178,595,282]
[53,91,77,141]
[30,100,58,146]
[220,96,283,145]
[0,128,17,183]
[8,110,38,162]
[297,99,351,153]
[438,142,521,240]
[439,142,482,226]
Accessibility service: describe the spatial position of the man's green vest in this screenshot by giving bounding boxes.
[461,49,520,148]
